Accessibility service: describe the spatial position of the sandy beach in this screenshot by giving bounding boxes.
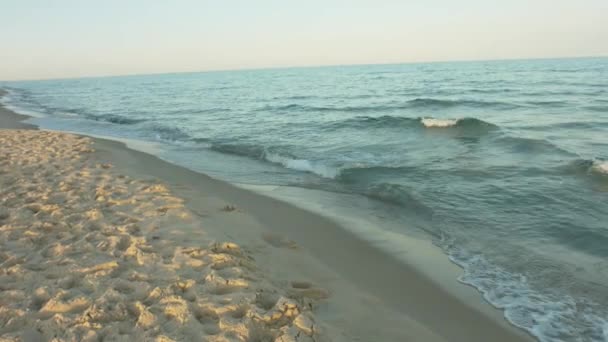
[0,96,533,341]
[0,131,336,341]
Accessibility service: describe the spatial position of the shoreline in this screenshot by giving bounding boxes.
[0,94,533,341]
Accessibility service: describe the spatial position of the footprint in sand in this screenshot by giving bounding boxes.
[262,232,298,249]
[288,281,330,301]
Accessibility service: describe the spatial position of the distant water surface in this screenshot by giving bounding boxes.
[2,58,608,341]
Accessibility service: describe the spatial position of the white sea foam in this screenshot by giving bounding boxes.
[446,247,608,342]
[264,152,340,179]
[420,117,459,128]
[591,160,608,174]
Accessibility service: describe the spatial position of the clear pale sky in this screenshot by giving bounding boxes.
[1,0,607,81]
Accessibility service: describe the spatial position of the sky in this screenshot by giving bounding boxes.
[1,0,607,81]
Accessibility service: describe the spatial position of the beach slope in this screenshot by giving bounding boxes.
[0,99,532,341]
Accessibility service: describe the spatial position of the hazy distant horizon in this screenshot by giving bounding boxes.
[1,0,607,81]
[2,55,606,83]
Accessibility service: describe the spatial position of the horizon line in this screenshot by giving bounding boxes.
[2,54,606,83]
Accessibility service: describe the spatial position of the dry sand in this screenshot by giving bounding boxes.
[0,97,533,342]
[0,129,332,341]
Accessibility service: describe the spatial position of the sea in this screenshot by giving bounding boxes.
[2,57,607,342]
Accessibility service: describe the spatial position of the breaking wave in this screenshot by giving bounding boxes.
[264,152,341,179]
[209,143,341,179]
[420,117,458,127]
[591,160,608,175]
[328,115,498,132]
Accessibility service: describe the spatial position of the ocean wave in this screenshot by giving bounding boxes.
[261,103,398,113]
[524,100,569,107]
[270,95,315,101]
[189,137,211,144]
[584,105,608,113]
[209,142,424,181]
[406,97,520,110]
[261,98,520,114]
[263,152,341,179]
[591,160,608,175]
[35,105,144,126]
[420,117,500,132]
[210,143,265,159]
[469,88,517,94]
[562,159,594,172]
[520,121,608,130]
[1,92,146,125]
[0,89,48,118]
[562,159,608,179]
[258,158,435,214]
[496,136,575,156]
[328,115,498,132]
[446,246,608,342]
[209,142,342,179]
[147,124,191,142]
[337,165,419,184]
[85,114,144,125]
[420,117,458,128]
[259,159,437,214]
[363,183,434,217]
[232,96,591,115]
[208,142,424,181]
[173,107,231,116]
[328,115,417,129]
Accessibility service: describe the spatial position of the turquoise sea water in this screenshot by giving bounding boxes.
[2,58,608,341]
